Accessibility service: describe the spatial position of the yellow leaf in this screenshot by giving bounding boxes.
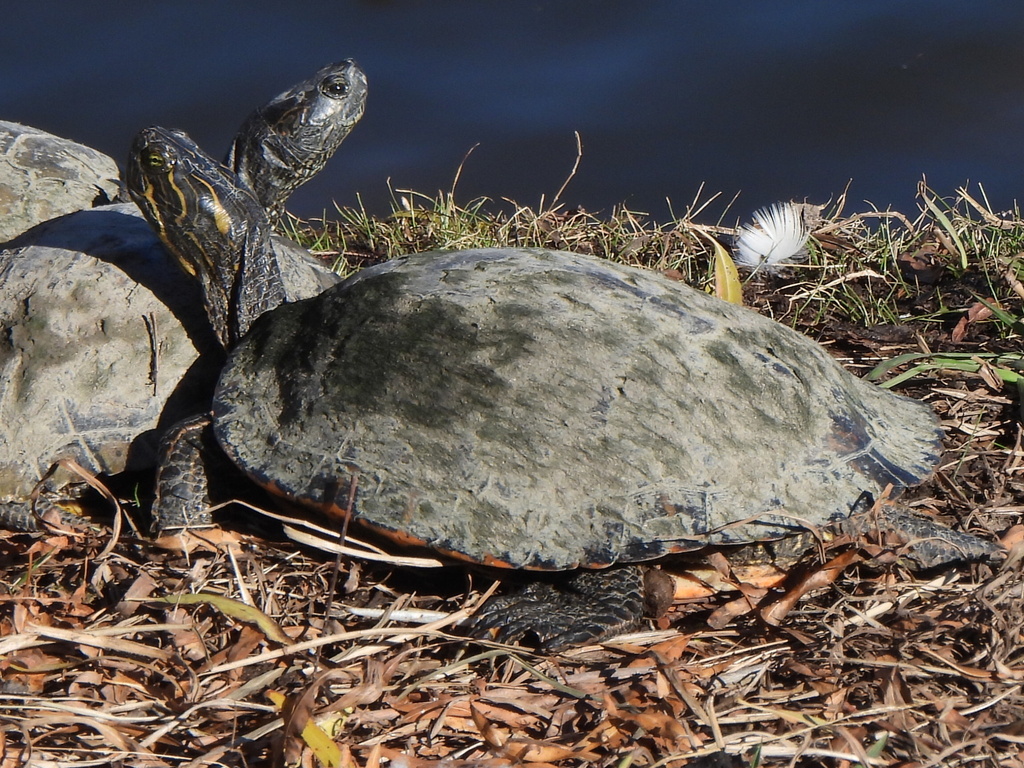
[268,690,344,768]
[150,592,291,645]
[297,715,343,768]
[712,238,743,305]
[693,228,743,305]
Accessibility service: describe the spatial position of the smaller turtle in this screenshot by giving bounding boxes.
[0,60,366,532]
[227,60,367,225]
[128,127,999,650]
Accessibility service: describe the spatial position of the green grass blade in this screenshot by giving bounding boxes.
[921,185,968,269]
[974,295,1024,336]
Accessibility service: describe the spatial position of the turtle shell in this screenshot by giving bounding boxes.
[0,203,338,503]
[0,120,120,243]
[212,248,942,571]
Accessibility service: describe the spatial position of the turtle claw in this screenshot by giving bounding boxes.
[471,566,646,651]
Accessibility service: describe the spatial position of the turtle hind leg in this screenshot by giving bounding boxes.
[471,566,646,651]
[839,504,1000,569]
[153,413,278,536]
[0,501,46,532]
[0,496,93,532]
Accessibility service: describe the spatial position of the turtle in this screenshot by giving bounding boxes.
[0,61,367,532]
[125,124,1000,649]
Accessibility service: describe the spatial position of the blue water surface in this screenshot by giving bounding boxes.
[3,1,1022,222]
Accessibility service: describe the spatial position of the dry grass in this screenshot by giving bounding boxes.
[4,180,1024,767]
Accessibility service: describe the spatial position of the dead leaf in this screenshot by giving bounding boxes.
[148,592,291,646]
[1001,524,1024,550]
[951,300,994,343]
[707,591,760,630]
[898,246,945,284]
[760,550,862,626]
[152,526,244,553]
[26,623,172,661]
[116,572,159,618]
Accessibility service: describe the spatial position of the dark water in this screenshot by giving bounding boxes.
[3,1,1023,224]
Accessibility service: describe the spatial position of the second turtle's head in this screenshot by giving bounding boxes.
[127,126,241,278]
[296,59,368,134]
[126,126,277,348]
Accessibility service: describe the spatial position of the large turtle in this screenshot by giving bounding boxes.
[126,126,998,649]
[0,61,367,531]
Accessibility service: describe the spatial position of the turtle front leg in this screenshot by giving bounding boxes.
[151,414,219,534]
[471,566,648,650]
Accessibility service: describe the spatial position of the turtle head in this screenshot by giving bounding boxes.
[126,126,284,349]
[127,127,236,280]
[227,59,368,224]
[299,59,368,134]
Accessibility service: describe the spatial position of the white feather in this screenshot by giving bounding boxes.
[733,201,811,272]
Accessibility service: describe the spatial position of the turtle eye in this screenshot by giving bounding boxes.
[321,76,349,98]
[142,149,167,171]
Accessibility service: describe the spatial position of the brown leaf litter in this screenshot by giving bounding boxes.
[4,197,1024,767]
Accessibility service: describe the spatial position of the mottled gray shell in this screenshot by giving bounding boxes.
[0,121,120,243]
[0,203,339,501]
[213,248,942,571]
